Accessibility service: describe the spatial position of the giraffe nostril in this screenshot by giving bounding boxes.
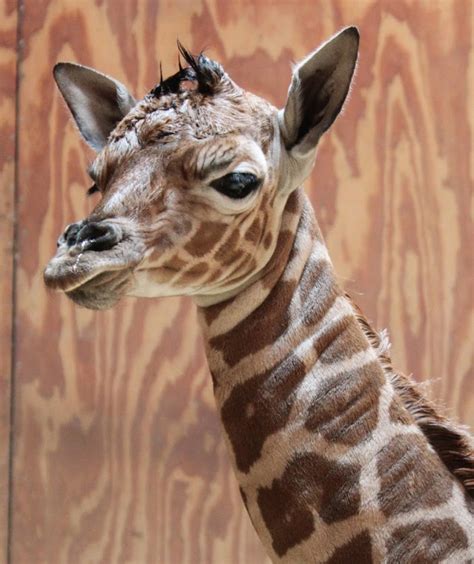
[75,222,122,252]
[61,222,83,247]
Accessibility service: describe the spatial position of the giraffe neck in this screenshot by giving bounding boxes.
[197,189,473,562]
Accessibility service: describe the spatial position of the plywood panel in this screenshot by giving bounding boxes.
[0,0,17,561]
[11,0,473,563]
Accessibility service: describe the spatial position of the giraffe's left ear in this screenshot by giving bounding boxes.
[279,27,359,159]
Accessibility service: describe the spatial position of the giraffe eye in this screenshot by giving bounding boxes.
[87,183,100,196]
[211,172,261,199]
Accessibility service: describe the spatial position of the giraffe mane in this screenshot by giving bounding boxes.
[346,294,474,497]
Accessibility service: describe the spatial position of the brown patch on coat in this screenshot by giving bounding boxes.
[257,453,361,557]
[347,294,474,496]
[161,255,188,272]
[301,259,340,328]
[263,231,273,249]
[314,317,369,363]
[184,221,227,257]
[305,361,384,445]
[259,230,294,290]
[214,228,241,265]
[377,433,453,516]
[201,294,234,325]
[284,190,300,214]
[209,267,297,366]
[326,531,373,564]
[178,261,209,283]
[205,267,224,284]
[244,216,262,244]
[220,248,245,268]
[386,518,468,563]
[221,353,306,472]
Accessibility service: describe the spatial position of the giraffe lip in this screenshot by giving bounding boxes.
[44,259,127,292]
[64,269,133,310]
[44,239,146,292]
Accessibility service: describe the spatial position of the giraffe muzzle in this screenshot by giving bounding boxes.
[44,219,146,298]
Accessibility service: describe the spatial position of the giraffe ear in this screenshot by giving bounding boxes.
[53,63,136,151]
[279,27,359,158]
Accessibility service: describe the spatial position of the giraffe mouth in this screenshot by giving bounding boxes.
[65,268,135,310]
[44,236,146,305]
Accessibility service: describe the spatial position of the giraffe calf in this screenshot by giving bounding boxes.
[44,28,474,563]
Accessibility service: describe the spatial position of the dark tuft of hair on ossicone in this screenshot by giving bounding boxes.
[149,41,224,98]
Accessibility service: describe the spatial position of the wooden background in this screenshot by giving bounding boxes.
[1,0,472,562]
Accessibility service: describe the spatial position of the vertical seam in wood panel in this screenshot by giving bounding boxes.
[7,1,23,562]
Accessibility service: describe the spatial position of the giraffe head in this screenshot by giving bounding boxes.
[44,28,358,309]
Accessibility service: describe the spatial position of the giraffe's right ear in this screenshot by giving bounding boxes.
[53,63,136,151]
[279,27,359,166]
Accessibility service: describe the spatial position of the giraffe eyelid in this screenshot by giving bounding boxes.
[198,156,236,181]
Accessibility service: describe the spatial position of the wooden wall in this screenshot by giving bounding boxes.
[0,0,17,561]
[1,0,472,562]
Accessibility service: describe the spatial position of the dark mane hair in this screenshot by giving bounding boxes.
[149,42,224,98]
[347,294,474,496]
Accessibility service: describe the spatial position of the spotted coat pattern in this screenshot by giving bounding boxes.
[199,191,474,562]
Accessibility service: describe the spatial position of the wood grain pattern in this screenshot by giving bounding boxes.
[6,0,473,562]
[0,0,17,561]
